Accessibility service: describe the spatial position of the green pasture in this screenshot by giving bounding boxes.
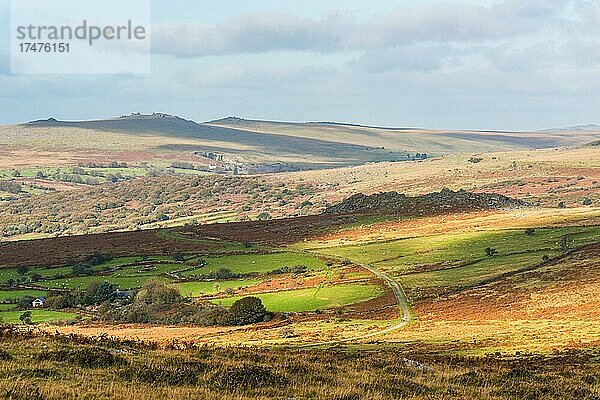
[182,252,327,277]
[212,283,384,313]
[0,310,77,324]
[313,225,600,297]
[174,279,261,297]
[0,290,46,302]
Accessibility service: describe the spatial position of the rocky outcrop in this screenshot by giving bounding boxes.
[324,188,526,216]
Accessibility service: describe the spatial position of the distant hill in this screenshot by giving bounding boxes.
[17,113,409,169]
[538,124,600,133]
[208,116,600,153]
[2,113,599,173]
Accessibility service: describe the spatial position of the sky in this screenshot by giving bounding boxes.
[0,0,599,130]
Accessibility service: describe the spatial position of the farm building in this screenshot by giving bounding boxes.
[32,297,46,307]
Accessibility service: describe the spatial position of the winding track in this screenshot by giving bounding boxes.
[300,260,412,348]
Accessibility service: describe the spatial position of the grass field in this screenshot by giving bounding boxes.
[0,310,76,324]
[35,275,171,290]
[174,279,262,296]
[212,283,384,312]
[313,225,600,298]
[182,252,327,276]
[0,289,46,302]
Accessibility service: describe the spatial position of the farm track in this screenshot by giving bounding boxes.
[300,255,412,348]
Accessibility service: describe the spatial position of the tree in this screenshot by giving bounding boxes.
[84,281,118,305]
[583,198,593,206]
[256,212,272,221]
[72,264,93,276]
[18,296,36,310]
[524,228,536,236]
[485,247,498,257]
[16,265,29,276]
[172,251,185,262]
[135,280,182,305]
[560,235,573,252]
[558,201,567,209]
[225,297,272,326]
[19,311,32,324]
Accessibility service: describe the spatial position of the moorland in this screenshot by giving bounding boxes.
[0,114,599,398]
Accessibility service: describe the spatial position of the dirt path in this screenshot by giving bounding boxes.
[300,257,412,348]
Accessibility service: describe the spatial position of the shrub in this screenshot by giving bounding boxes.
[37,346,126,368]
[485,247,498,257]
[256,212,272,221]
[269,265,307,275]
[216,364,288,390]
[17,296,36,310]
[135,280,182,305]
[19,311,32,325]
[83,281,118,305]
[225,297,272,326]
[16,265,29,276]
[172,251,185,262]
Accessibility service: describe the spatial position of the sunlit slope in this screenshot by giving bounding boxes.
[0,114,408,166]
[209,117,600,154]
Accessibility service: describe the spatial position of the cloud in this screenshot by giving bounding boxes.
[152,0,571,57]
[349,44,471,73]
[152,11,352,56]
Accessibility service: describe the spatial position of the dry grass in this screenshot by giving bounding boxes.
[1,330,600,399]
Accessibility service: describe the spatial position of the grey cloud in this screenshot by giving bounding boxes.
[153,12,352,56]
[152,0,568,57]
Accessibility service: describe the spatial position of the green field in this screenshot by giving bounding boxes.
[0,310,77,324]
[35,275,170,290]
[183,252,328,277]
[0,290,46,302]
[314,226,600,297]
[212,283,384,312]
[174,279,261,296]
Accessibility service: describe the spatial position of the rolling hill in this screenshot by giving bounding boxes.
[2,113,599,172]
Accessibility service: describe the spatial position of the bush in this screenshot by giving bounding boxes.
[485,247,498,257]
[269,265,308,275]
[37,346,126,368]
[256,212,272,221]
[224,297,272,326]
[0,348,12,361]
[19,311,32,324]
[217,364,287,390]
[524,228,536,236]
[16,265,29,276]
[135,280,182,305]
[72,264,93,276]
[83,281,118,305]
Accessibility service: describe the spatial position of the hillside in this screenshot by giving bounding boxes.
[4,113,409,170]
[209,117,600,153]
[2,114,599,175]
